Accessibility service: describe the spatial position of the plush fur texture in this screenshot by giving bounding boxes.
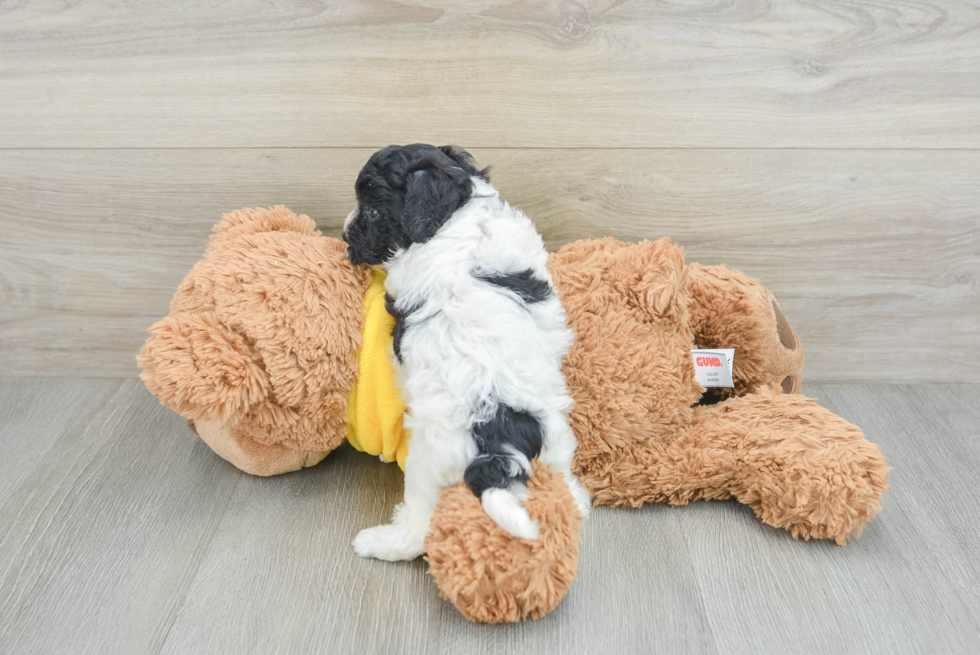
[547,237,887,543]
[345,145,588,560]
[139,206,372,470]
[140,207,890,624]
[422,237,888,621]
[425,461,582,623]
[686,262,805,400]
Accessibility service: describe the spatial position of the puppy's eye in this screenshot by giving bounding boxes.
[370,209,379,217]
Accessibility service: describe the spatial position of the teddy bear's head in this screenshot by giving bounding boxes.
[138,206,372,474]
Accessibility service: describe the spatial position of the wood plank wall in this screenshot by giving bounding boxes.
[1,1,978,381]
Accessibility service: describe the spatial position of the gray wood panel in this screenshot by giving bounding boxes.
[1,0,978,148]
[0,378,121,500]
[0,379,242,655]
[1,380,979,654]
[679,387,980,654]
[1,148,977,381]
[817,384,980,625]
[158,451,717,655]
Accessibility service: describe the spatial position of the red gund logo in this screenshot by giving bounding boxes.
[696,356,723,367]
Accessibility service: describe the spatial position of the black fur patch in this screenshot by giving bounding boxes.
[695,388,727,406]
[464,404,543,498]
[385,293,422,364]
[344,144,490,266]
[474,268,551,304]
[344,208,396,265]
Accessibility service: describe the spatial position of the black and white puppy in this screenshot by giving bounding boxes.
[345,144,589,561]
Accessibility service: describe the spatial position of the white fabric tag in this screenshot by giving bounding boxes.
[691,349,735,388]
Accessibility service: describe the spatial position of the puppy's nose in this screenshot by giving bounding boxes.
[344,208,357,231]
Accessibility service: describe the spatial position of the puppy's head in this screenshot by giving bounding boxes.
[344,144,489,265]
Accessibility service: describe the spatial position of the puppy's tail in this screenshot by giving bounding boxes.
[464,404,542,541]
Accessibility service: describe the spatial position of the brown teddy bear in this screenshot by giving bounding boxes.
[139,206,889,623]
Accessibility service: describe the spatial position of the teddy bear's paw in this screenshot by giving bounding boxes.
[353,524,425,561]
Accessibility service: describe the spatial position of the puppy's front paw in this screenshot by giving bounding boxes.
[353,524,425,561]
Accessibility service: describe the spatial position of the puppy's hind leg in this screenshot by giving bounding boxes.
[538,413,592,519]
[465,404,546,540]
[353,450,444,562]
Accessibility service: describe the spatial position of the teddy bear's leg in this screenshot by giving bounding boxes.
[425,462,583,623]
[190,419,328,477]
[582,386,888,544]
[687,386,889,544]
[575,425,737,509]
[685,263,804,397]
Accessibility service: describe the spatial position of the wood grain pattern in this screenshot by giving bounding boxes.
[1,148,977,381]
[159,451,717,655]
[1,0,979,148]
[678,387,980,654]
[817,384,980,625]
[0,379,242,655]
[1,379,979,654]
[0,378,121,505]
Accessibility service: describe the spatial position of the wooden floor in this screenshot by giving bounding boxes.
[0,379,977,654]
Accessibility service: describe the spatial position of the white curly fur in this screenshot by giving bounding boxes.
[352,178,590,561]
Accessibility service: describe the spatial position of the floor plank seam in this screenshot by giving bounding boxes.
[153,472,244,655]
[672,509,723,655]
[0,380,126,564]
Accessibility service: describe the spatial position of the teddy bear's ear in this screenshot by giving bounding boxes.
[210,206,319,244]
[138,312,270,423]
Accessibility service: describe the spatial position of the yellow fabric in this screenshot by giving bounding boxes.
[346,269,410,470]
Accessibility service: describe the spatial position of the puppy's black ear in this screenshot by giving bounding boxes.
[438,145,491,181]
[400,164,473,245]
